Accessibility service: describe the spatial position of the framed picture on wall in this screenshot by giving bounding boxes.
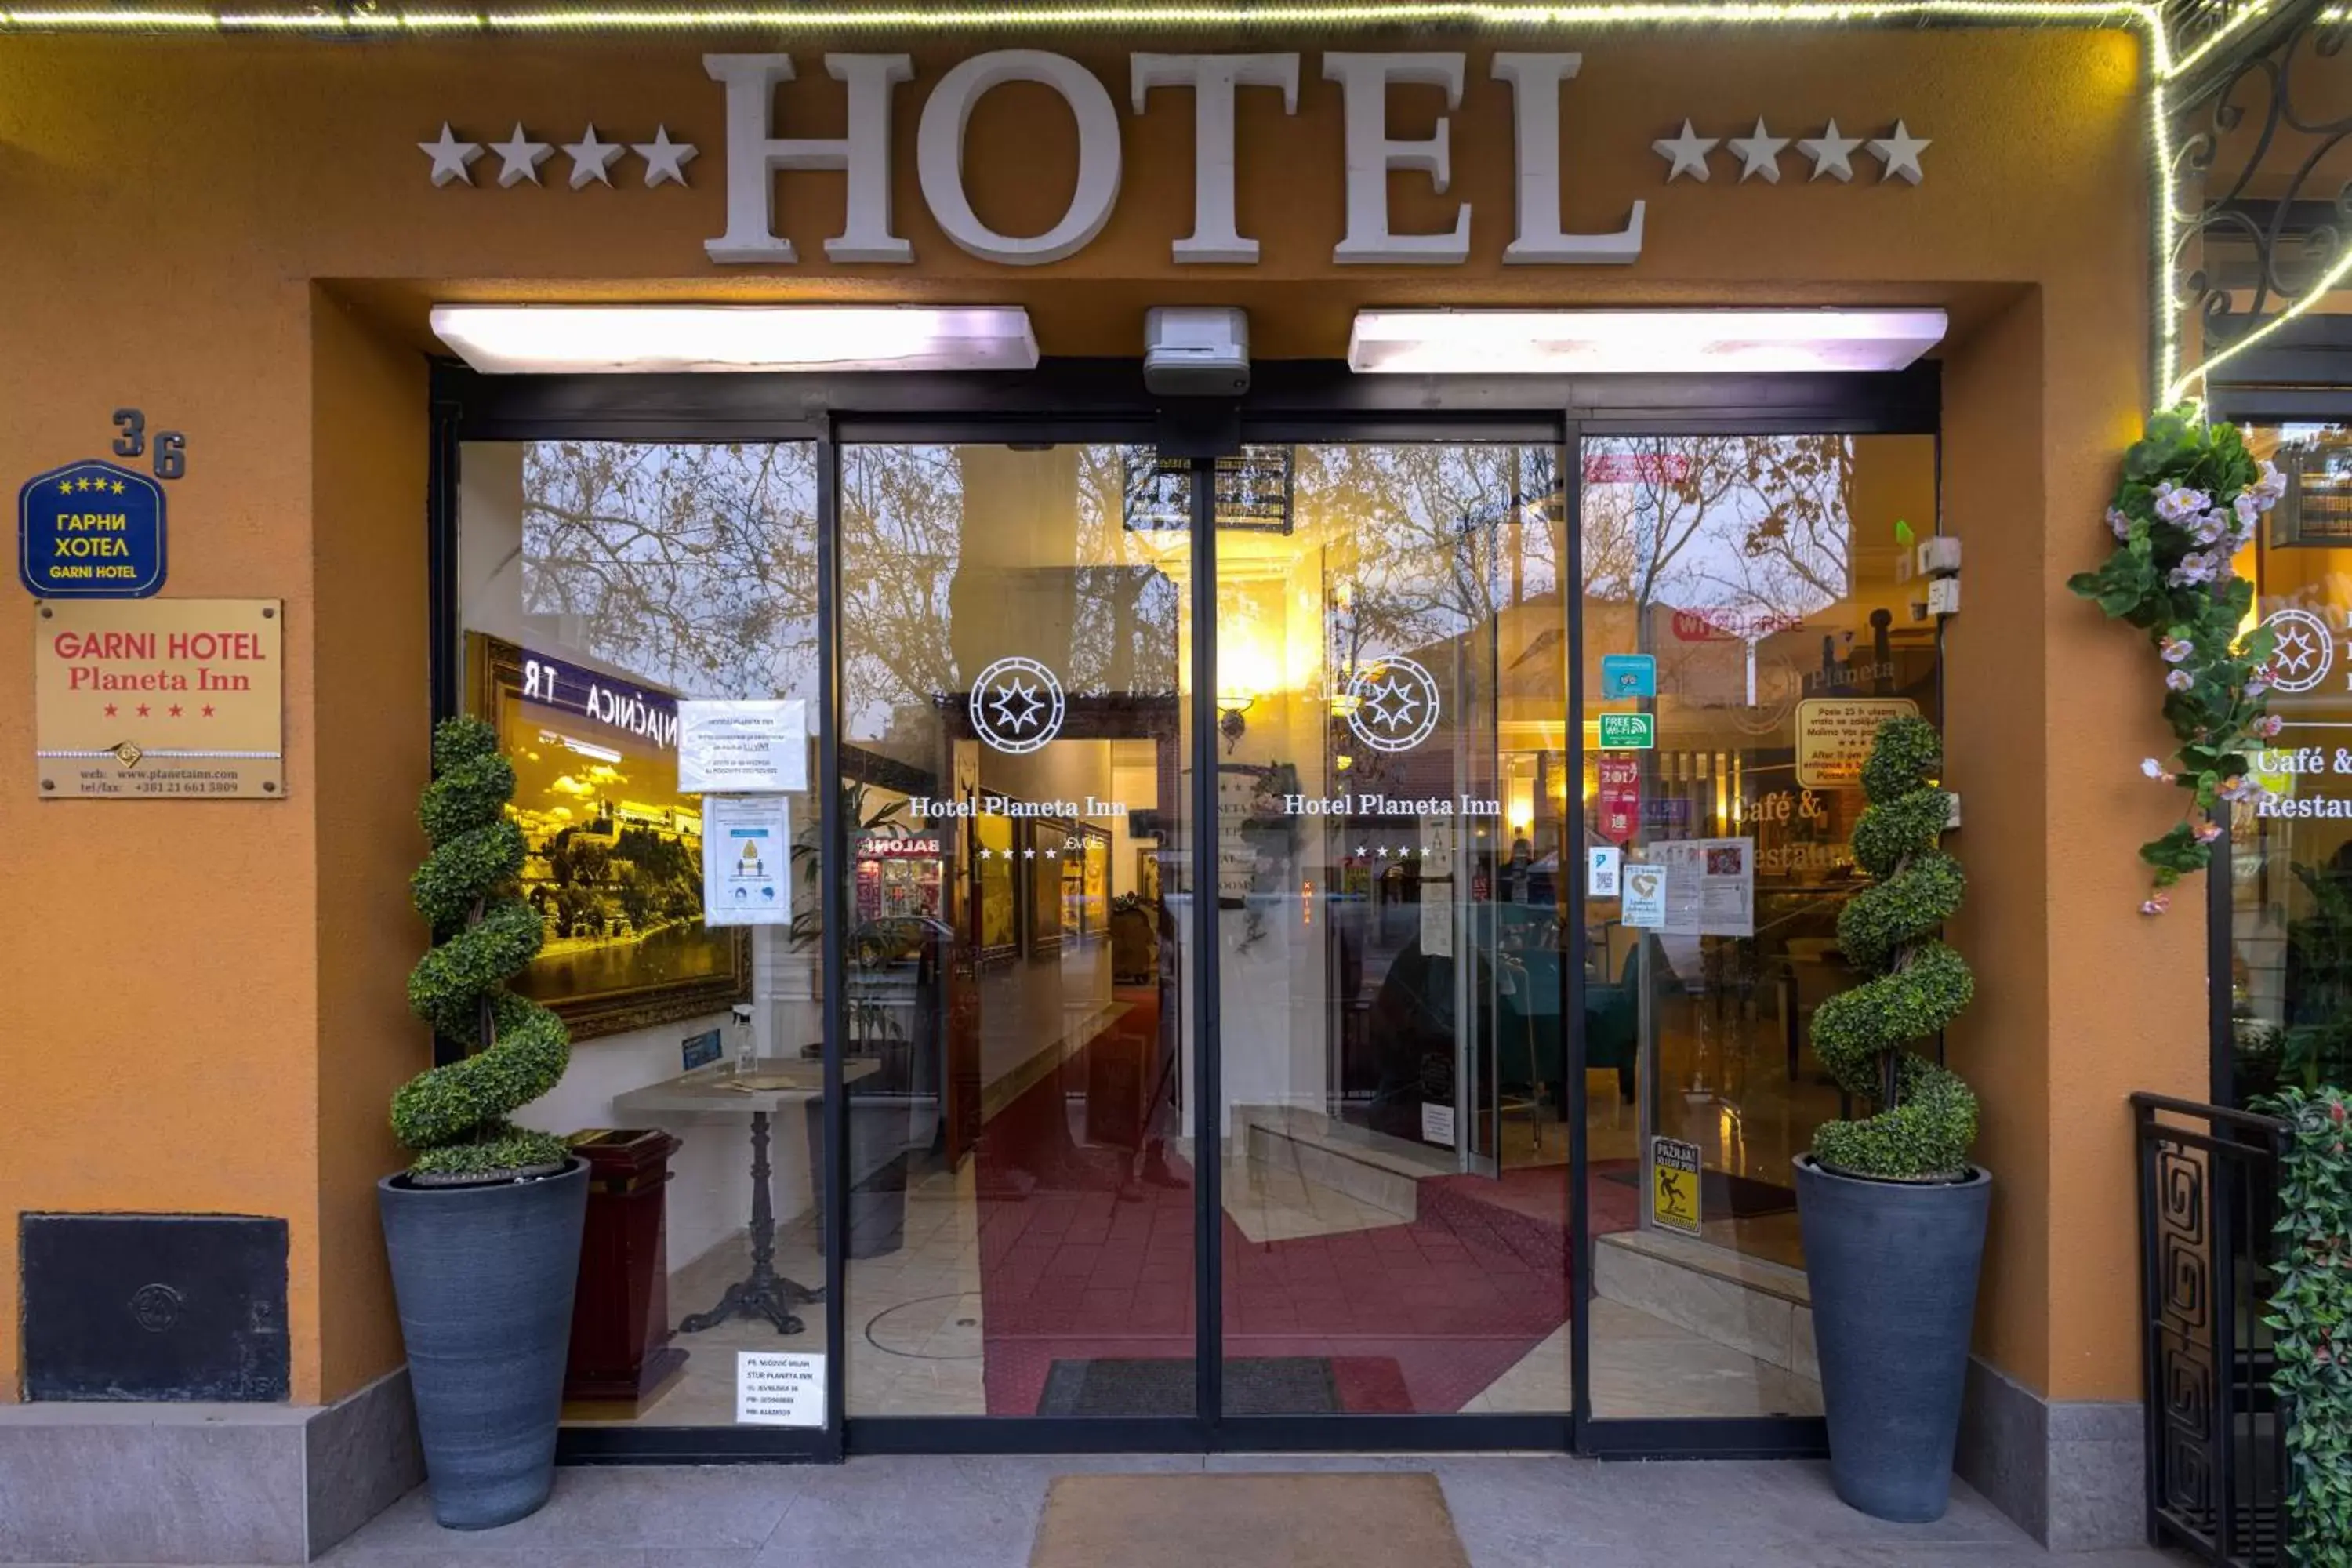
[972,808,1019,966]
[1027,819,1067,959]
[465,633,751,1040]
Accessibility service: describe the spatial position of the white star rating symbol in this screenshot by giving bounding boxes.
[1022,847,1036,860]
[564,125,626,188]
[418,123,482,187]
[1797,119,1864,183]
[423,123,699,192]
[1867,121,1931,185]
[488,123,553,187]
[1655,117,1926,188]
[1726,119,1789,183]
[1653,120,1717,183]
[631,125,699,188]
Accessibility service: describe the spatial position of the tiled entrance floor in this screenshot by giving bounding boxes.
[581,1149,1820,1424]
[283,1455,2187,1568]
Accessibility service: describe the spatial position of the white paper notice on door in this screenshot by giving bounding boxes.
[1622,863,1668,929]
[737,1351,826,1427]
[702,794,791,927]
[678,699,809,793]
[1653,837,1755,938]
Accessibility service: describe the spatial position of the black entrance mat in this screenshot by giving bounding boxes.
[1602,1164,1797,1219]
[1035,1356,1338,1417]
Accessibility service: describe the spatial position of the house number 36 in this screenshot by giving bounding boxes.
[111,409,187,481]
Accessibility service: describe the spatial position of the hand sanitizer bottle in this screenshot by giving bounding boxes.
[732,1002,756,1077]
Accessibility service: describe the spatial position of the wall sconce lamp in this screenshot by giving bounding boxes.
[1217,691,1255,753]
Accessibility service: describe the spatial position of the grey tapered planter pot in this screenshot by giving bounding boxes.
[379,1158,588,1530]
[1794,1155,1991,1523]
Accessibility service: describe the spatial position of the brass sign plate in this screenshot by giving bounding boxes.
[35,598,284,799]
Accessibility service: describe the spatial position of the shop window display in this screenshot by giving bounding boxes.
[2229,425,2352,1102]
[458,440,826,1428]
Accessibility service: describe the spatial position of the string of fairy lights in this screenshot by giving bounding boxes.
[0,0,2307,408]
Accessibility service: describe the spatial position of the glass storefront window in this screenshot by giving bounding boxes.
[458,440,825,1428]
[2229,423,2352,1103]
[443,421,1940,1435]
[1578,433,1939,1418]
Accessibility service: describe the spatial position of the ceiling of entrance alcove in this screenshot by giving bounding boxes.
[333,278,2019,365]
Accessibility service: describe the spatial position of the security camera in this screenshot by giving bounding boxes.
[1144,307,1250,395]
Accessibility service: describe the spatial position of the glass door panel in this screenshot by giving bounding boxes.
[1577,432,1938,1419]
[838,443,1196,1418]
[1204,442,1574,1417]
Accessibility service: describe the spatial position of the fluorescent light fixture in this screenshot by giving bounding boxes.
[1347,308,1949,376]
[430,304,1039,374]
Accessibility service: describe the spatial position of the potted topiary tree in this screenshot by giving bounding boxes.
[1793,713,1988,1523]
[378,717,586,1530]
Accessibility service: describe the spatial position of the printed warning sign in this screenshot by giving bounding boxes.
[1651,1136,1703,1237]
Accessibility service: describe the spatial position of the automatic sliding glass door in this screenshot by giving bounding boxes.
[836,441,1198,1421]
[1202,442,1576,1419]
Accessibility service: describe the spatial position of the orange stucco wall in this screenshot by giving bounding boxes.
[0,25,2180,1409]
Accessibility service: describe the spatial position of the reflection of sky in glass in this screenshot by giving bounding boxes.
[521,441,821,702]
[1581,436,1855,626]
[1298,445,1561,669]
[837,445,1181,744]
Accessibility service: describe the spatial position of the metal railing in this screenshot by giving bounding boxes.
[2133,1092,2294,1566]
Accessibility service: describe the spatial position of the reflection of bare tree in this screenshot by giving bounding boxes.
[1301,444,1560,680]
[838,445,963,735]
[1071,447,1178,695]
[1691,437,1855,622]
[522,442,819,697]
[1579,435,1857,630]
[1577,437,1747,615]
[837,446,1180,746]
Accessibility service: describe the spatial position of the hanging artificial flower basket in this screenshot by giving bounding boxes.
[2067,407,2288,913]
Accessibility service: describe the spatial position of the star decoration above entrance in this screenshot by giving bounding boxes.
[418,123,698,189]
[1654,118,1928,184]
[417,123,483,187]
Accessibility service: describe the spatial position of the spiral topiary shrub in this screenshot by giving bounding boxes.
[390,717,572,1181]
[1809,714,1980,1181]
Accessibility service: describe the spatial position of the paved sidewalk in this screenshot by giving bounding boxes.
[274,1454,2193,1568]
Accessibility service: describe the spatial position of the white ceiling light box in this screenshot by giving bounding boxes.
[1345,308,1949,376]
[428,304,1039,374]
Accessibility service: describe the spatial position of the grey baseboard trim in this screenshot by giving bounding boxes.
[0,1366,421,1564]
[1955,1356,2145,1552]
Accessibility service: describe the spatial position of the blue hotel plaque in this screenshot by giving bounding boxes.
[19,459,166,599]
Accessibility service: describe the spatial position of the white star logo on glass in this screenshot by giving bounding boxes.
[1726,119,1789,183]
[631,126,699,188]
[563,125,626,189]
[1344,656,1442,753]
[1867,121,1930,186]
[990,679,1046,734]
[969,656,1068,755]
[418,123,482,187]
[1653,120,1718,183]
[2263,608,2336,694]
[488,123,552,187]
[1798,119,1864,183]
